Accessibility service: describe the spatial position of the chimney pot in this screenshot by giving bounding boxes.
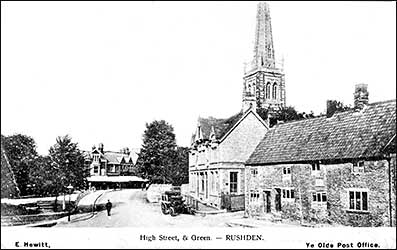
[354,83,369,110]
[326,100,337,118]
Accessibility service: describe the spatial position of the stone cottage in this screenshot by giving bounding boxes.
[189,108,269,211]
[245,85,396,227]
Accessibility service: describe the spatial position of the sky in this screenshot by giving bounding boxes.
[1,1,396,155]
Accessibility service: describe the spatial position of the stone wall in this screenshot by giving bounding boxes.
[391,154,396,226]
[246,163,314,220]
[325,160,391,227]
[246,158,396,226]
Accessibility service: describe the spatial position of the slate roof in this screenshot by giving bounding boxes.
[191,112,244,143]
[84,149,139,165]
[247,100,396,165]
[103,151,135,164]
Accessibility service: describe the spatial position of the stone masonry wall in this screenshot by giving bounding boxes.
[391,154,396,227]
[246,163,314,221]
[246,159,394,226]
[326,160,391,227]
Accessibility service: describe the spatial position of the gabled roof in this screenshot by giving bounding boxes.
[247,100,396,165]
[195,112,244,142]
[103,151,128,164]
[191,108,269,145]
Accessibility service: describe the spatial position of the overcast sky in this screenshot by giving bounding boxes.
[1,1,396,155]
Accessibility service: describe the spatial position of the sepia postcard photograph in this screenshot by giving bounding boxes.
[1,1,396,249]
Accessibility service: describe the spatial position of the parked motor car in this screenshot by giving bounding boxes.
[160,190,195,216]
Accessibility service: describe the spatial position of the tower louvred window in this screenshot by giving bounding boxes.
[272,83,277,99]
[266,82,271,99]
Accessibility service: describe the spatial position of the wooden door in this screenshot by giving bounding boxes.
[264,191,271,213]
[275,188,281,212]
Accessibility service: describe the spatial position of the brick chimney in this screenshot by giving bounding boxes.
[326,100,337,118]
[354,84,369,110]
[98,143,104,154]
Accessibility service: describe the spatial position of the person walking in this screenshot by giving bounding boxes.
[105,199,112,217]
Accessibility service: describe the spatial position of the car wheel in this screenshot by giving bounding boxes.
[161,203,169,215]
[170,207,178,217]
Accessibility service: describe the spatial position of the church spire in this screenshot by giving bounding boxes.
[251,2,275,71]
[243,2,286,113]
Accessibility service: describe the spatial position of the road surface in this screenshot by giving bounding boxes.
[56,189,274,227]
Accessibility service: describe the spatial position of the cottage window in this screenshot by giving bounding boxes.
[93,154,99,163]
[282,167,291,175]
[251,168,258,178]
[247,84,252,94]
[282,188,295,200]
[349,190,368,211]
[282,167,291,182]
[210,171,215,193]
[249,190,260,203]
[201,173,204,193]
[215,171,219,193]
[312,192,327,203]
[311,163,320,176]
[311,163,320,171]
[93,165,98,174]
[230,172,238,194]
[352,161,365,174]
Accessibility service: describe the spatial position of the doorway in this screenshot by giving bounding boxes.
[275,188,281,212]
[263,191,271,213]
[205,172,208,199]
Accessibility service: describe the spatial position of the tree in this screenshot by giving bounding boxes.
[1,134,38,196]
[168,147,189,186]
[48,135,87,194]
[28,155,56,197]
[257,106,316,127]
[136,120,184,184]
[326,100,352,117]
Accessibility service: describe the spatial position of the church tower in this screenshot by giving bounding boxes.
[242,2,286,113]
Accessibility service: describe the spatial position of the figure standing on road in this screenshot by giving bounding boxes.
[105,199,112,217]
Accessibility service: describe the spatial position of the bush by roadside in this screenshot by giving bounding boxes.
[1,203,40,216]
